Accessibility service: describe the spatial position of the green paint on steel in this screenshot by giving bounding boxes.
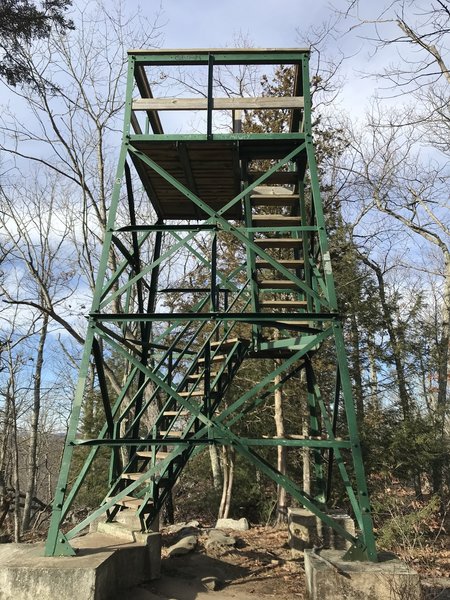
[44,48,377,562]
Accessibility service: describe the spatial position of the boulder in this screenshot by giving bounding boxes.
[205,529,236,551]
[165,520,200,534]
[215,517,249,531]
[167,534,197,556]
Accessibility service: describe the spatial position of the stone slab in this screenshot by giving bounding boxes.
[0,530,161,600]
[304,549,421,600]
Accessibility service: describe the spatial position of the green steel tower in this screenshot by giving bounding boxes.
[45,49,377,561]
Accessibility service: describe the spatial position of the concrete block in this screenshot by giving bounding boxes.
[97,520,159,546]
[304,549,421,600]
[288,508,355,557]
[115,509,159,532]
[0,530,161,600]
[321,510,356,551]
[288,508,320,555]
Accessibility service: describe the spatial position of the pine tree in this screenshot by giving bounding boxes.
[0,0,73,85]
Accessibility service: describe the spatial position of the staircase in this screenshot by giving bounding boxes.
[104,334,249,531]
[247,185,320,347]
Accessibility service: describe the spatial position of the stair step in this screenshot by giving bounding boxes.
[252,215,301,227]
[269,320,315,327]
[209,337,248,350]
[210,337,240,348]
[178,390,204,397]
[158,430,187,437]
[188,372,219,381]
[256,259,304,269]
[251,195,298,207]
[259,279,299,290]
[255,238,302,248]
[107,495,147,509]
[135,450,173,459]
[163,410,190,416]
[198,354,227,363]
[260,300,308,309]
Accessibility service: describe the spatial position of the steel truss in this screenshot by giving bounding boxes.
[45,49,377,561]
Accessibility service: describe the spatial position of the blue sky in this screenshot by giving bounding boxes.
[152,0,324,48]
[118,0,394,116]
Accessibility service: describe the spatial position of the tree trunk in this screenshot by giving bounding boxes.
[218,446,235,519]
[349,314,365,424]
[367,333,380,414]
[302,419,311,496]
[11,396,21,542]
[432,253,450,494]
[209,445,222,491]
[22,313,48,532]
[360,256,411,419]
[274,361,287,523]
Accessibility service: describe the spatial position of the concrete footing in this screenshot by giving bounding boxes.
[304,549,421,600]
[288,507,355,557]
[0,527,161,600]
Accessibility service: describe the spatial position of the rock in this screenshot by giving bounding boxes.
[166,520,200,534]
[205,529,236,551]
[175,525,200,539]
[215,517,249,531]
[167,534,197,556]
[201,576,223,591]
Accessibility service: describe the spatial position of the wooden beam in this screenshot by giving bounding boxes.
[132,96,304,111]
[134,65,164,134]
[128,47,310,55]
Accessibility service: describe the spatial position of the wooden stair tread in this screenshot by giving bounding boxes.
[260,300,308,308]
[259,279,299,289]
[198,354,227,363]
[255,238,303,248]
[251,196,298,207]
[188,372,219,380]
[210,337,239,347]
[178,390,204,397]
[209,337,249,350]
[256,259,304,269]
[158,430,187,437]
[163,410,190,416]
[252,215,301,226]
[107,495,146,508]
[135,450,173,459]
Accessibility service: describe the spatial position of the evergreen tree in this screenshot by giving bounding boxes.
[0,0,73,85]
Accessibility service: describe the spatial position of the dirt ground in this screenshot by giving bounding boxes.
[122,525,306,600]
[116,524,450,600]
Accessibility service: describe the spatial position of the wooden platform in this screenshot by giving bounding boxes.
[130,138,306,220]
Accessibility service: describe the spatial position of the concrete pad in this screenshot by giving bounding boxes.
[0,530,161,600]
[304,549,421,600]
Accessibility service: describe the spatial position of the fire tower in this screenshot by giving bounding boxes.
[45,49,377,561]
